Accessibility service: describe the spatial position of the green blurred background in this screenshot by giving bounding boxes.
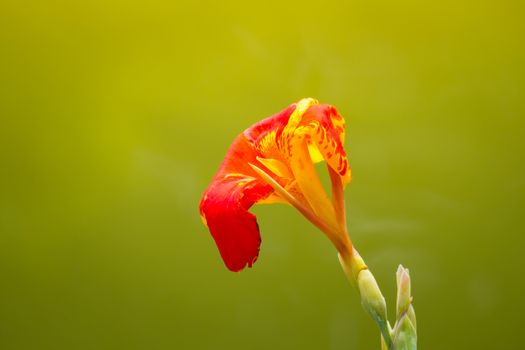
[1,1,524,349]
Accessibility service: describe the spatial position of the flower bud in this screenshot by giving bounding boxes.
[339,250,392,345]
[358,269,388,324]
[392,312,417,350]
[396,265,416,330]
[357,268,391,345]
[393,265,417,349]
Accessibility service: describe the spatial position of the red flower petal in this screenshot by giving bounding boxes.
[199,170,270,272]
[199,105,295,271]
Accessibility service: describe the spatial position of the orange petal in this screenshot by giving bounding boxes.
[300,104,352,187]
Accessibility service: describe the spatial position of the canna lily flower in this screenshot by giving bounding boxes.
[199,100,418,349]
[199,98,353,272]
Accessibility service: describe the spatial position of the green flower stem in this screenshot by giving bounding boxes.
[327,165,416,349]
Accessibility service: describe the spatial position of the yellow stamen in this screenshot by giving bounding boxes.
[249,163,334,237]
[288,136,339,232]
[250,163,350,254]
[256,157,293,179]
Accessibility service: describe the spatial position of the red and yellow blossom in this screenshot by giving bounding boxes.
[200,100,417,349]
[199,98,353,272]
